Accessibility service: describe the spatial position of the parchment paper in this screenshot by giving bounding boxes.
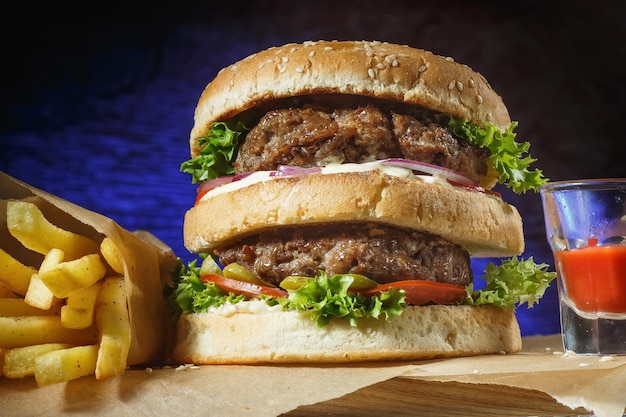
[0,335,624,417]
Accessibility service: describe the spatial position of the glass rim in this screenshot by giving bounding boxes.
[540,178,626,193]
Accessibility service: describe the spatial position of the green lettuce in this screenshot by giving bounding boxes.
[466,257,556,308]
[166,256,245,318]
[276,272,405,327]
[443,116,547,193]
[167,256,555,326]
[180,121,248,184]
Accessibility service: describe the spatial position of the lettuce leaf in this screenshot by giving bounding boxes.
[444,117,547,193]
[466,257,556,309]
[276,272,406,327]
[166,256,245,319]
[180,121,248,184]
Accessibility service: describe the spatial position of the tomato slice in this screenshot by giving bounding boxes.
[201,274,288,299]
[194,188,213,205]
[359,280,467,306]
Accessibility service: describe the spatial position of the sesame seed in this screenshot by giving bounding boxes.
[376,63,386,70]
[282,56,289,63]
[448,81,455,90]
[368,68,376,78]
[391,60,399,67]
[418,65,427,72]
[295,66,304,73]
[324,46,333,51]
[476,94,483,104]
[309,51,316,57]
[445,56,455,62]
[456,81,463,91]
[468,79,475,88]
[290,47,297,53]
[279,65,287,73]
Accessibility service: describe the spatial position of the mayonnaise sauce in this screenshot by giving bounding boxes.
[199,161,453,202]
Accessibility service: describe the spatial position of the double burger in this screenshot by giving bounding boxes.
[168,40,555,364]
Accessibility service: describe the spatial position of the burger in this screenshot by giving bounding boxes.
[168,40,555,364]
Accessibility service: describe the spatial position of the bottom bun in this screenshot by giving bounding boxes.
[171,304,522,364]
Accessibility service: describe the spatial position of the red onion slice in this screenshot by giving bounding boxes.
[380,158,477,186]
[196,172,252,195]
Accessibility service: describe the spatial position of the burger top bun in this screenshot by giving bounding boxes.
[189,40,512,158]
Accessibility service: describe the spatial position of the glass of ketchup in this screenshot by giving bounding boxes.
[541,179,626,355]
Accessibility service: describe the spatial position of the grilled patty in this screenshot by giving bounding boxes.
[216,223,472,287]
[234,104,488,182]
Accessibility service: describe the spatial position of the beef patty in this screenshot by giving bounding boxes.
[234,104,488,182]
[216,223,472,288]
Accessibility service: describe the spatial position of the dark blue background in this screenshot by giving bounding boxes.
[2,1,626,337]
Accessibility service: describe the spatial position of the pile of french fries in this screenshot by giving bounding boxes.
[0,200,131,386]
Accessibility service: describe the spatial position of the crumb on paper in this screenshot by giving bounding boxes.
[599,355,615,362]
[175,364,200,372]
[145,367,153,373]
[578,362,592,368]
[562,350,577,357]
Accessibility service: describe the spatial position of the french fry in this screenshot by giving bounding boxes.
[100,237,124,274]
[24,248,64,310]
[61,281,102,329]
[0,284,18,298]
[0,247,36,295]
[40,254,107,298]
[0,348,7,377]
[25,275,59,310]
[95,277,131,379]
[3,343,70,378]
[0,316,98,348]
[34,345,98,387]
[0,298,60,317]
[6,200,99,260]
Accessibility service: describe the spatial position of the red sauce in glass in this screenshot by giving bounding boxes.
[555,243,626,314]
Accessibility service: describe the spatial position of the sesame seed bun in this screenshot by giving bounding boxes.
[189,40,511,158]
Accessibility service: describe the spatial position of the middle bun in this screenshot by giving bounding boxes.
[184,169,523,257]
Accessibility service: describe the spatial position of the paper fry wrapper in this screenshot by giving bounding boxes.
[0,172,178,365]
